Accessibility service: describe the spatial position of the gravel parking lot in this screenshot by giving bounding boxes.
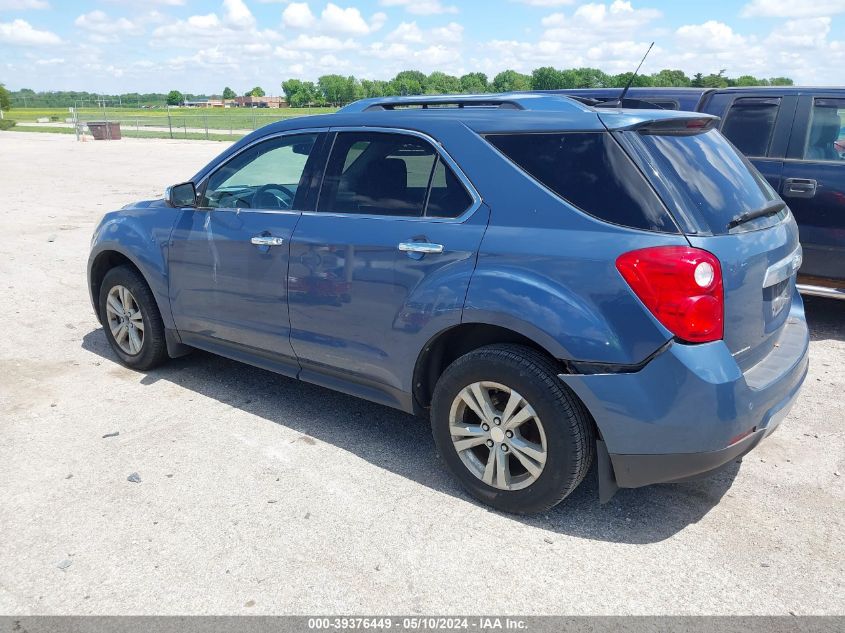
[0,131,843,615]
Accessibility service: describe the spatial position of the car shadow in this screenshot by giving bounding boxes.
[804,295,845,343]
[82,328,741,545]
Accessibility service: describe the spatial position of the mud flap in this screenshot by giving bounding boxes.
[596,440,618,504]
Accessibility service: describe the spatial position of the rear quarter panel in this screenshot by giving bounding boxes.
[442,126,687,365]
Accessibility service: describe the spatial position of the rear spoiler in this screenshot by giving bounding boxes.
[598,112,720,135]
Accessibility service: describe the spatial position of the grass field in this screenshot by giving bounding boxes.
[2,105,340,141]
[12,125,238,142]
[6,106,337,124]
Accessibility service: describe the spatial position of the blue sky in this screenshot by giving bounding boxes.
[2,0,844,94]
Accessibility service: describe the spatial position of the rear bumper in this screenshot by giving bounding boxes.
[559,300,809,489]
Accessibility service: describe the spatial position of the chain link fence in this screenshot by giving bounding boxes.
[70,109,311,141]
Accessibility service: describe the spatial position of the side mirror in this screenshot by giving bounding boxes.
[165,182,197,208]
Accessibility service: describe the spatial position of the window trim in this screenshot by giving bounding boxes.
[718,96,782,159]
[798,97,845,164]
[308,126,482,223]
[195,128,327,215]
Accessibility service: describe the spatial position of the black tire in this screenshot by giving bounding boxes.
[431,344,595,514]
[98,265,169,371]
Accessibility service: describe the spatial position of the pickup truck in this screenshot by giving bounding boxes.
[552,87,845,299]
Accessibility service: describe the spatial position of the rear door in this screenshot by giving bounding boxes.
[621,121,800,372]
[780,95,845,283]
[287,129,488,402]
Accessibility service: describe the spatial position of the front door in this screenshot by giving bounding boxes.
[168,132,324,374]
[287,130,488,404]
[781,95,845,282]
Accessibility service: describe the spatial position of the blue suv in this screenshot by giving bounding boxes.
[88,93,809,513]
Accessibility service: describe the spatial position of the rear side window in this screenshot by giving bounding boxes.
[634,128,781,235]
[720,97,780,157]
[319,131,473,218]
[803,98,845,161]
[486,132,677,232]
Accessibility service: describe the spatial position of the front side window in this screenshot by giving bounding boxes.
[720,97,780,157]
[803,98,845,161]
[318,131,473,218]
[486,132,677,232]
[201,133,317,209]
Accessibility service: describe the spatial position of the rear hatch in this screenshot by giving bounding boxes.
[610,115,801,372]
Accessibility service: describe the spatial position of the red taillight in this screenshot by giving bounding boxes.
[616,246,724,343]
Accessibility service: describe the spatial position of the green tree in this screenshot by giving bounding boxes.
[690,72,704,88]
[0,84,11,111]
[282,79,304,102]
[247,86,265,97]
[491,69,531,92]
[650,69,691,87]
[166,90,183,106]
[612,72,654,88]
[769,76,794,86]
[391,70,427,96]
[570,67,612,88]
[222,86,236,99]
[459,72,488,94]
[361,79,390,98]
[318,74,357,106]
[426,71,461,94]
[700,70,729,88]
[531,66,567,90]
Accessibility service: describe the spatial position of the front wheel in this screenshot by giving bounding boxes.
[98,266,168,371]
[431,344,595,514]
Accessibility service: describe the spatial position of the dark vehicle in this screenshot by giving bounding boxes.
[553,87,845,299]
[88,94,808,514]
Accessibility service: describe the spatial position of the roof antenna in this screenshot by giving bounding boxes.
[615,41,654,106]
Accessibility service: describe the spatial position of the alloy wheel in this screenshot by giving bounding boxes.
[105,285,145,355]
[448,381,548,491]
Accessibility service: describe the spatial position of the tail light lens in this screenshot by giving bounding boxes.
[616,246,724,343]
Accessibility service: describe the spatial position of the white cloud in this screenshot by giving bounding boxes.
[283,2,316,28]
[766,17,831,49]
[380,0,458,16]
[0,0,48,9]
[74,10,141,36]
[0,18,60,45]
[151,0,275,47]
[222,0,255,29]
[103,0,185,5]
[320,3,374,35]
[741,0,845,18]
[675,20,747,52]
[284,2,386,35]
[386,20,462,45]
[513,0,574,5]
[288,33,359,50]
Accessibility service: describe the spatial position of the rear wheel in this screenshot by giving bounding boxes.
[431,344,594,514]
[98,266,168,371]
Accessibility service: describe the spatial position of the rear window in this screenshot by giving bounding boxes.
[486,132,678,232]
[633,128,781,235]
[720,97,780,157]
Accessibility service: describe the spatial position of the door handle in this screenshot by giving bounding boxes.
[783,178,817,199]
[250,235,284,247]
[398,242,444,254]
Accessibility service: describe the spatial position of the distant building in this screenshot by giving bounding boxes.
[182,99,225,108]
[232,95,288,108]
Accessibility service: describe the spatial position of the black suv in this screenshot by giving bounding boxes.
[554,87,845,299]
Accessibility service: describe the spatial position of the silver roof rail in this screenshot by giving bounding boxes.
[338,92,590,114]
